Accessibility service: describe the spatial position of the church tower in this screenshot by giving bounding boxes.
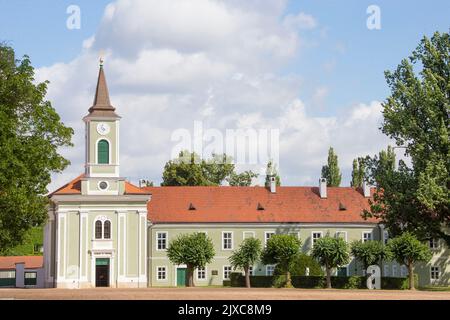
[81,60,124,195]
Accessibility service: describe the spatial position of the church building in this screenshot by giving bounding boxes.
[43,64,449,289]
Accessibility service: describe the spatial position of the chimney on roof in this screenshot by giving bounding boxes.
[362,181,371,198]
[270,176,276,193]
[319,177,327,198]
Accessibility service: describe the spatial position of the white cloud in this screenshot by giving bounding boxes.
[36,0,395,191]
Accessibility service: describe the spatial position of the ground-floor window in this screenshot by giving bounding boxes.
[400,265,408,277]
[223,266,232,280]
[157,266,167,280]
[249,266,253,276]
[384,265,390,277]
[392,264,397,277]
[431,266,440,280]
[266,265,275,276]
[197,267,206,280]
[0,271,15,287]
[24,272,37,286]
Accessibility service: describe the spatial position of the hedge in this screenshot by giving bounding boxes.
[227,272,418,290]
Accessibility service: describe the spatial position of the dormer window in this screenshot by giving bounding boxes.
[339,202,347,211]
[257,202,265,210]
[188,203,196,210]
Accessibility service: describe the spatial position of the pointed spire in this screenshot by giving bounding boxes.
[85,60,120,119]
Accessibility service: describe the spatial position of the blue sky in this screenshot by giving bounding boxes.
[0,1,448,188]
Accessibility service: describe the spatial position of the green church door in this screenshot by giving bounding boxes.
[176,268,186,287]
[95,258,110,287]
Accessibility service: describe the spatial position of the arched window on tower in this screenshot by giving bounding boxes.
[95,220,102,239]
[104,220,111,239]
[98,139,109,164]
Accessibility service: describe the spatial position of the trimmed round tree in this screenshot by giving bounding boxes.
[166,232,215,287]
[275,253,324,276]
[261,234,301,287]
[387,232,432,290]
[229,237,262,288]
[311,236,350,289]
[351,240,391,271]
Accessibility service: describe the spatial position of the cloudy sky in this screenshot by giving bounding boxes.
[1,0,449,190]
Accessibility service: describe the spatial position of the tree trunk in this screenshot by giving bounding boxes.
[326,266,332,289]
[408,262,415,290]
[187,265,195,287]
[244,266,251,288]
[286,270,292,288]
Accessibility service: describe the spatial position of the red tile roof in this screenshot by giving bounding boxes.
[0,256,43,270]
[49,174,150,196]
[144,186,378,224]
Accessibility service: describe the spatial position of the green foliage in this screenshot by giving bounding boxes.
[261,235,301,287]
[0,45,73,253]
[351,158,366,188]
[321,147,342,187]
[311,236,350,288]
[274,253,323,276]
[166,232,215,286]
[366,31,450,245]
[264,160,281,187]
[387,232,432,266]
[343,276,363,289]
[350,240,390,270]
[3,227,43,256]
[229,237,262,288]
[227,170,259,186]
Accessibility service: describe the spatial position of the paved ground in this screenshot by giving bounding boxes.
[0,287,450,300]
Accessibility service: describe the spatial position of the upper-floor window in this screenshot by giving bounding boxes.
[362,231,372,242]
[98,139,109,164]
[311,232,323,247]
[264,231,275,246]
[243,231,255,239]
[222,232,233,250]
[429,238,438,249]
[156,232,167,250]
[95,219,111,239]
[335,231,347,242]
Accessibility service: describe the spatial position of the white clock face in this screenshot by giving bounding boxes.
[97,122,110,135]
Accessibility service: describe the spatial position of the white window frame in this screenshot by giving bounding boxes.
[392,264,398,277]
[243,231,255,239]
[196,266,207,281]
[156,266,167,281]
[93,216,112,240]
[429,238,438,250]
[264,231,275,246]
[222,231,233,250]
[362,231,372,242]
[265,265,275,276]
[336,265,349,276]
[430,266,440,281]
[384,264,390,277]
[223,265,232,280]
[383,231,389,245]
[311,231,323,247]
[156,231,168,251]
[335,231,347,242]
[400,265,407,277]
[248,265,254,276]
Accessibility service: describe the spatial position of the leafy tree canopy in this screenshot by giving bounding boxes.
[321,147,342,187]
[0,44,73,253]
[350,240,390,270]
[229,237,262,288]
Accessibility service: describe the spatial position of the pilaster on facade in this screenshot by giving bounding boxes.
[138,210,148,287]
[79,210,89,286]
[116,210,127,283]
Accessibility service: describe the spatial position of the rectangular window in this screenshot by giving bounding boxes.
[249,266,253,276]
[288,232,299,239]
[157,266,166,280]
[243,231,255,239]
[222,232,233,250]
[400,265,407,277]
[24,272,37,286]
[431,266,440,280]
[384,265,390,277]
[335,231,347,242]
[362,231,372,242]
[429,239,438,249]
[156,232,167,250]
[311,232,323,247]
[264,231,275,246]
[223,266,232,280]
[383,231,389,245]
[197,267,206,280]
[392,265,397,277]
[266,265,275,276]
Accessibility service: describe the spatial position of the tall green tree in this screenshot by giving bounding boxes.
[387,232,432,290]
[0,45,73,253]
[261,234,301,287]
[229,237,262,288]
[264,160,281,187]
[350,240,390,271]
[364,31,450,244]
[311,236,350,288]
[166,232,215,287]
[321,147,342,187]
[351,157,367,188]
[227,170,259,187]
